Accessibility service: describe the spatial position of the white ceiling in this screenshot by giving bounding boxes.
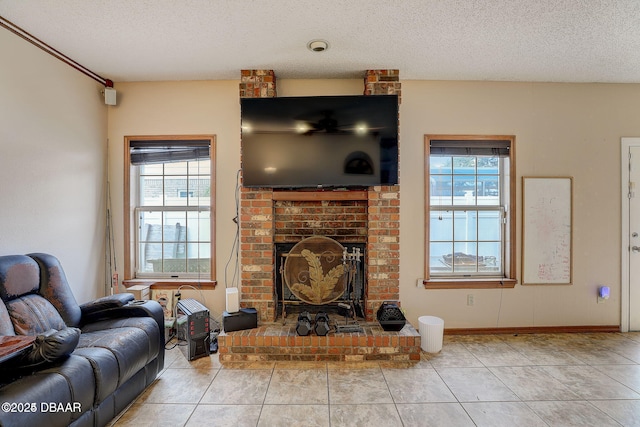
[2,0,640,83]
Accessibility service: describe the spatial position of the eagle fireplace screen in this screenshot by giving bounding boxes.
[283,236,348,305]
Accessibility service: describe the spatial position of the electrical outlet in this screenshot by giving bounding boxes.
[467,294,474,306]
[416,278,424,287]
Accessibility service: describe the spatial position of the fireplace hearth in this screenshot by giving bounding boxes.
[218,319,421,362]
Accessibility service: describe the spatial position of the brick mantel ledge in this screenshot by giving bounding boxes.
[272,190,368,201]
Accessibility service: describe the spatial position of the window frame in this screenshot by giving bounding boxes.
[430,205,505,277]
[424,135,516,289]
[124,135,216,281]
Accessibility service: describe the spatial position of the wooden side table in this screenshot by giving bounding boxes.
[0,336,36,364]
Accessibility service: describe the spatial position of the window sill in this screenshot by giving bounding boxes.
[123,279,217,290]
[423,278,517,289]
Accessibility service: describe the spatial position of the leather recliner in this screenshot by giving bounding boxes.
[0,253,164,427]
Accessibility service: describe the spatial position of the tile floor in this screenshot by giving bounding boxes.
[110,332,640,426]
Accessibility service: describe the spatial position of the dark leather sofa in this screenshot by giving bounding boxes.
[0,253,164,427]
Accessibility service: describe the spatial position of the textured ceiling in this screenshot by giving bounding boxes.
[2,0,640,83]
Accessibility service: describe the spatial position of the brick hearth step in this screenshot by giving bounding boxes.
[218,322,421,362]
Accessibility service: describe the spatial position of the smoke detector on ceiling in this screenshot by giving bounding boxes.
[307,39,329,52]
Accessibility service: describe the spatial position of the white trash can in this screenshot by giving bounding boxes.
[419,316,444,353]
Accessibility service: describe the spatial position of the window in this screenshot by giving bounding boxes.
[125,136,215,280]
[425,135,516,288]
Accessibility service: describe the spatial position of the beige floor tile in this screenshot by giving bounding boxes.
[528,334,597,350]
[425,342,484,368]
[185,404,262,427]
[264,369,329,404]
[328,368,393,404]
[489,366,580,401]
[602,339,640,364]
[330,403,402,427]
[397,403,475,427]
[112,403,196,427]
[436,367,519,402]
[138,368,217,404]
[463,341,534,366]
[382,367,456,403]
[380,359,432,369]
[511,348,584,366]
[594,364,640,393]
[590,399,640,426]
[112,332,640,427]
[167,352,222,369]
[446,334,507,344]
[274,360,327,370]
[625,332,640,343]
[326,360,380,370]
[559,334,627,350]
[200,369,272,404]
[220,361,275,369]
[541,365,640,400]
[462,402,547,427]
[527,400,621,426]
[499,333,556,350]
[564,348,636,365]
[258,404,330,427]
[162,347,183,367]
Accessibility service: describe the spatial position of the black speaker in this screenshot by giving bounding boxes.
[223,307,258,332]
[376,301,406,331]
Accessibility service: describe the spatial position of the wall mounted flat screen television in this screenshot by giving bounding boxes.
[241,95,398,188]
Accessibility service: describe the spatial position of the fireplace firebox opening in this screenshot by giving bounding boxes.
[275,238,366,322]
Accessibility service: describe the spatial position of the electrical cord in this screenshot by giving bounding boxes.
[176,284,207,307]
[224,169,241,290]
[165,168,236,351]
[164,337,188,350]
[174,284,222,336]
[496,279,505,327]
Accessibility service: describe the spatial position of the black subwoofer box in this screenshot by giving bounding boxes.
[376,301,406,331]
[223,308,258,332]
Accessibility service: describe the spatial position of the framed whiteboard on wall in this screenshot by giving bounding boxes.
[522,177,573,285]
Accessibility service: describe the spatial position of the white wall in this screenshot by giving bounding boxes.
[400,81,640,328]
[7,30,640,330]
[107,79,364,319]
[0,30,107,303]
[107,78,640,330]
[107,80,242,318]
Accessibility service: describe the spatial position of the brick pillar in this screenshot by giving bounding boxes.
[366,187,400,320]
[364,69,401,102]
[240,69,276,98]
[240,70,276,322]
[364,70,401,320]
[239,188,274,321]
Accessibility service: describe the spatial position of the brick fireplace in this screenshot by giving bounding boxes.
[218,70,421,362]
[273,198,367,318]
[238,70,402,324]
[241,187,401,323]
